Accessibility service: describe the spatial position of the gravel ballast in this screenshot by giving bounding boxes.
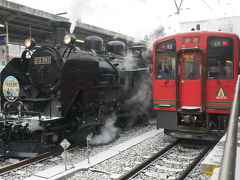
[0,124,158,180]
[0,123,212,180]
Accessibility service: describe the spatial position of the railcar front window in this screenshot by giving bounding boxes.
[207,36,234,79]
[208,59,233,79]
[156,52,175,79]
[183,54,200,80]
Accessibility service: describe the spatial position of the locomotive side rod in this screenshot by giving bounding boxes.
[116,140,179,180]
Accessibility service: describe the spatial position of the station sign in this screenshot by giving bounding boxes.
[60,139,71,171]
[0,35,6,45]
[60,139,71,149]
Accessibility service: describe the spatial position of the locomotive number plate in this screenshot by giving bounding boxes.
[34,56,52,64]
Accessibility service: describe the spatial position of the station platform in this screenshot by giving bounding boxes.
[25,129,162,180]
[200,121,240,179]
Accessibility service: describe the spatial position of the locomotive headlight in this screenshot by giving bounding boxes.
[226,60,232,64]
[24,38,36,49]
[63,33,76,45]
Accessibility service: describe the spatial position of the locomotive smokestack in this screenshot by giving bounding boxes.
[196,24,201,31]
[50,21,71,46]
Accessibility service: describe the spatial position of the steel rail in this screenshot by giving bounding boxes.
[0,145,76,175]
[218,75,240,180]
[0,152,53,175]
[116,140,179,180]
[177,143,214,180]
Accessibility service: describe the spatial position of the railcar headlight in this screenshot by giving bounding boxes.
[63,33,76,45]
[24,38,36,49]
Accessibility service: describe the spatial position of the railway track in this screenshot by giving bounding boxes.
[117,140,214,180]
[0,152,54,175]
[0,145,77,175]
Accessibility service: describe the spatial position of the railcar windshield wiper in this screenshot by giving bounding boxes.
[164,79,169,85]
[209,73,222,85]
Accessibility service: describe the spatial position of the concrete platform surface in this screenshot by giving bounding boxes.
[200,122,240,179]
[26,129,162,180]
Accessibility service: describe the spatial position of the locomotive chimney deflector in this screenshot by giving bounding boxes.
[50,21,71,46]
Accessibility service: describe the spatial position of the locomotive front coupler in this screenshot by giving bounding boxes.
[181,114,197,125]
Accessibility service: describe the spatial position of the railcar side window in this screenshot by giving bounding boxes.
[207,36,234,79]
[156,53,175,79]
[155,39,176,79]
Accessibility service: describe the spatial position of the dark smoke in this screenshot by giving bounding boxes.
[124,73,152,127]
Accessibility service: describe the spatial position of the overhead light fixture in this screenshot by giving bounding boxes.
[0,24,5,28]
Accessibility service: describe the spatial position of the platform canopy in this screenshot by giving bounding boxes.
[0,0,136,46]
[0,0,68,45]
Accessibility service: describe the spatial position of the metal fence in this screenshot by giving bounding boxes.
[218,75,240,180]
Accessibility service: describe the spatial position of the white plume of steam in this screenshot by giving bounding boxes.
[70,20,76,34]
[90,114,120,145]
[28,119,44,132]
[68,0,94,34]
[122,57,137,70]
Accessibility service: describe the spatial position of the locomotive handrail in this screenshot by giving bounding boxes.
[218,75,240,180]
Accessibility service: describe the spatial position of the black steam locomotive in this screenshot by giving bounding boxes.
[0,21,150,157]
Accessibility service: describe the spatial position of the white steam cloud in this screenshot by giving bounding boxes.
[67,0,173,39]
[90,114,120,145]
[28,120,44,132]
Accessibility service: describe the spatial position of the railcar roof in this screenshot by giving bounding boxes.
[154,31,239,45]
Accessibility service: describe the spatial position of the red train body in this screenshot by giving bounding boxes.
[152,31,239,140]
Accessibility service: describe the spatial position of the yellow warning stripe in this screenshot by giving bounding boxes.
[200,163,220,175]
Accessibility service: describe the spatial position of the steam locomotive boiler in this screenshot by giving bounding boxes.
[0,21,149,157]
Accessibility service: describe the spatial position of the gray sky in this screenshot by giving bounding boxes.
[11,0,240,39]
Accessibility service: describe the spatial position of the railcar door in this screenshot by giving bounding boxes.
[179,52,202,109]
